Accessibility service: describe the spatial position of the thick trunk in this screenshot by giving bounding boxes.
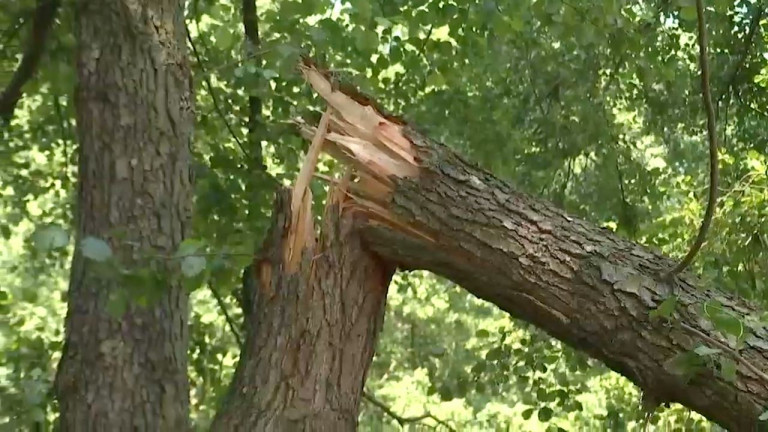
[293,61,768,431]
[54,0,194,430]
[211,190,394,431]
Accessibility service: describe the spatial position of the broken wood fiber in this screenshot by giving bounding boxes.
[293,57,768,431]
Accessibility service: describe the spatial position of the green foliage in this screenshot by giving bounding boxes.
[2,0,767,430]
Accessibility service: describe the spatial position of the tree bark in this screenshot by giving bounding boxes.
[211,190,394,431]
[293,61,768,431]
[54,0,194,430]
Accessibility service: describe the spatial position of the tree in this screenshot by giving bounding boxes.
[202,60,768,430]
[2,0,768,431]
[52,0,195,429]
[284,63,768,430]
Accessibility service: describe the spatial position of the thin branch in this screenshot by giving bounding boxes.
[208,282,243,347]
[184,23,248,156]
[1,11,28,47]
[736,92,768,119]
[52,93,71,188]
[145,251,254,260]
[0,0,60,124]
[417,25,433,59]
[716,5,764,105]
[363,391,457,431]
[679,322,768,384]
[242,0,266,171]
[664,0,719,279]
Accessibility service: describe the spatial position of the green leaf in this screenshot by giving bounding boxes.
[537,406,554,422]
[522,408,535,420]
[711,313,744,340]
[429,345,447,357]
[693,345,720,357]
[81,236,113,262]
[259,68,279,80]
[352,0,372,21]
[664,352,703,380]
[438,384,453,401]
[181,255,207,278]
[719,357,737,382]
[649,296,677,320]
[32,225,69,252]
[175,238,205,257]
[426,71,446,88]
[353,28,379,52]
[536,387,550,402]
[679,5,697,21]
[485,347,503,361]
[475,329,490,338]
[106,291,128,318]
[471,361,487,375]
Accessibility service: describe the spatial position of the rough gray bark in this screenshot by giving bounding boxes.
[54,0,194,429]
[211,190,394,431]
[357,127,768,431]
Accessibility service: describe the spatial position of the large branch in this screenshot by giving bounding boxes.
[295,60,768,431]
[0,0,60,124]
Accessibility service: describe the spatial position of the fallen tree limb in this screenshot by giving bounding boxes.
[291,59,768,431]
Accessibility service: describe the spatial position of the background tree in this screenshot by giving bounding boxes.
[1,0,767,430]
[49,0,195,429]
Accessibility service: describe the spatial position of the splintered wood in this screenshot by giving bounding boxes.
[284,109,331,272]
[282,59,434,273]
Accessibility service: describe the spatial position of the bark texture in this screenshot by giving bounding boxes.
[211,190,394,431]
[360,129,768,431]
[54,0,194,430]
[292,62,768,431]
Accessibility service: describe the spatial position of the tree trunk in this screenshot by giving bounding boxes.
[211,189,394,431]
[54,0,194,430]
[293,61,768,431]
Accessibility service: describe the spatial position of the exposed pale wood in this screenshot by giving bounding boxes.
[294,58,768,431]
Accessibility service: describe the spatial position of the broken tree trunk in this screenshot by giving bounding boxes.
[211,183,394,428]
[288,60,768,431]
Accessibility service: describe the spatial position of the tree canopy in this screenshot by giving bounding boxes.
[1,0,767,430]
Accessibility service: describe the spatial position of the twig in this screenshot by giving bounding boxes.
[417,25,433,59]
[362,391,457,431]
[664,0,719,279]
[716,5,764,105]
[147,251,254,260]
[206,49,274,74]
[679,322,768,384]
[242,0,266,170]
[737,92,768,119]
[1,10,28,47]
[0,0,60,123]
[52,93,72,188]
[208,282,243,347]
[185,23,248,157]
